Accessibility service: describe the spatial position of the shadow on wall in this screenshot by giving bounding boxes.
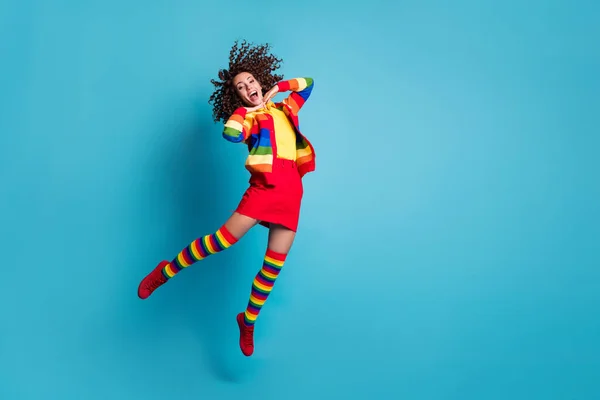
[137,94,248,382]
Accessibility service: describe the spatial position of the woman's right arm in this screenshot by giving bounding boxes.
[222,107,254,143]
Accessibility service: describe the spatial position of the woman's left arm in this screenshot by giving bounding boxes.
[264,77,314,114]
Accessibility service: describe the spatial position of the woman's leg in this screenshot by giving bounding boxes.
[237,223,296,356]
[138,212,258,299]
[222,211,261,239]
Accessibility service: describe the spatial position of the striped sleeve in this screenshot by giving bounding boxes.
[223,107,253,143]
[277,77,314,114]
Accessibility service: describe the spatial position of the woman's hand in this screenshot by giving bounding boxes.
[263,85,279,103]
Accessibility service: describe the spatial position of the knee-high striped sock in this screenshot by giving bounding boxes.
[243,249,287,326]
[162,225,238,279]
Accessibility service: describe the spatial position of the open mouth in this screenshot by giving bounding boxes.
[249,90,258,101]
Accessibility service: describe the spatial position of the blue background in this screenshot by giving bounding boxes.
[1,0,599,398]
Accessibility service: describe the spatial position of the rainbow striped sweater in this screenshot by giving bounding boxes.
[222,77,316,179]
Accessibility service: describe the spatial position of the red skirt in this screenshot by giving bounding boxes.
[235,158,304,232]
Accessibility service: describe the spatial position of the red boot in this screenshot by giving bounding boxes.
[137,260,169,299]
[236,313,255,356]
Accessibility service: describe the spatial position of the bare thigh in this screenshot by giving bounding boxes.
[224,212,259,239]
[268,223,297,254]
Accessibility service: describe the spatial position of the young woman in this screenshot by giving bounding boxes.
[137,40,316,357]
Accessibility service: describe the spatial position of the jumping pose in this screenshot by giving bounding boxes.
[137,40,316,356]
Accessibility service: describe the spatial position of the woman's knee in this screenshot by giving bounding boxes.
[224,212,259,239]
[268,224,296,254]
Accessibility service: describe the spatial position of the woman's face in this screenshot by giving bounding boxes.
[233,72,264,107]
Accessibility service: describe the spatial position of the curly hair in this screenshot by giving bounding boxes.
[208,40,284,123]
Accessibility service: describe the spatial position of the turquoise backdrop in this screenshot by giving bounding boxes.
[1,0,598,398]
